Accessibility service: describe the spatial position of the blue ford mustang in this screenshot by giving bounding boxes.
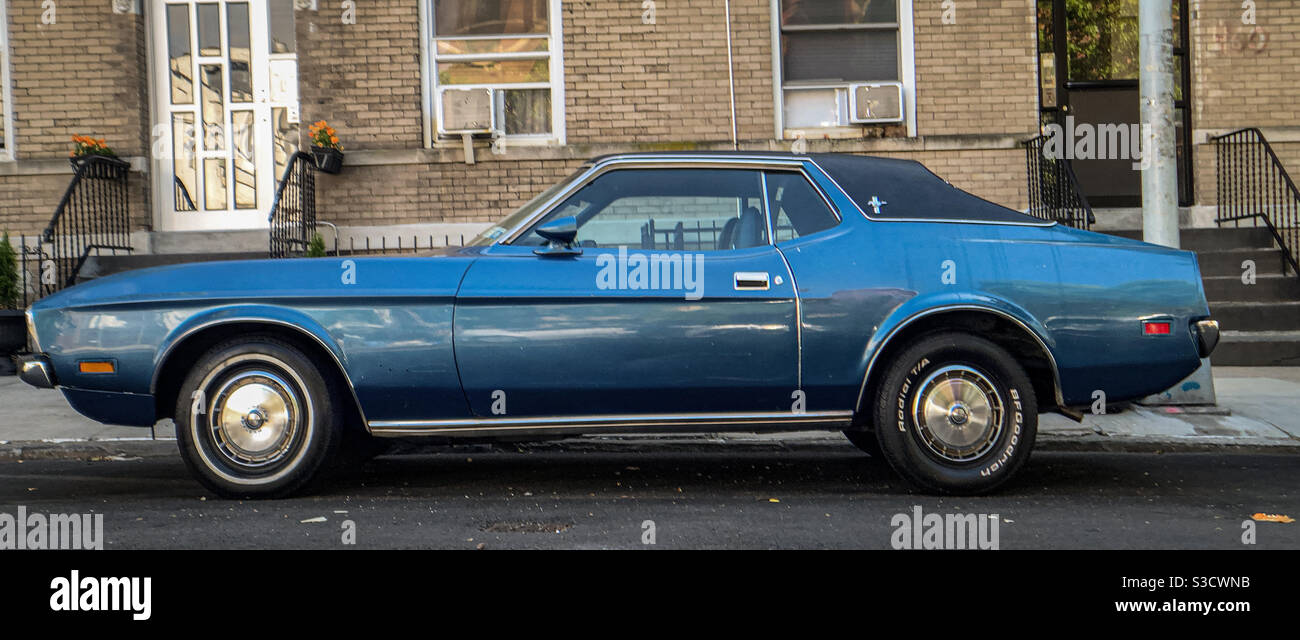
[20,152,1218,497]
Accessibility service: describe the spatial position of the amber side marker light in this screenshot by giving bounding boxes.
[1143,321,1172,336]
[78,361,116,374]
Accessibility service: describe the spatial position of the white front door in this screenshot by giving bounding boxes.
[152,0,299,231]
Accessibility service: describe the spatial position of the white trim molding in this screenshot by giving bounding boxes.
[0,0,15,161]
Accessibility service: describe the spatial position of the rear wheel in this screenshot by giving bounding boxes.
[175,335,344,498]
[873,332,1037,494]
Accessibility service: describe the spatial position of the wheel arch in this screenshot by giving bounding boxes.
[151,311,367,430]
[853,305,1063,426]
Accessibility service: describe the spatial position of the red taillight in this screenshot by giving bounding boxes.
[1143,321,1172,335]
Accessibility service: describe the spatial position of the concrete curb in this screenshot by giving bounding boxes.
[2,432,1297,462]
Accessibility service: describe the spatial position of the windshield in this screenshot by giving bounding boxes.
[466,168,589,246]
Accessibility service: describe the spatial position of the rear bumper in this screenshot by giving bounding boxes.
[1193,319,1220,358]
[18,354,56,389]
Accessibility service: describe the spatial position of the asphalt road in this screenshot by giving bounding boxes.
[0,448,1296,549]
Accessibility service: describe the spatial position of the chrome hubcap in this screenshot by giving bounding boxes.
[911,365,1004,462]
[210,370,300,468]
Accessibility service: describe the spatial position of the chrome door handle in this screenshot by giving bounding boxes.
[733,271,769,290]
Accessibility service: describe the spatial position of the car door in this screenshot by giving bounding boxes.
[453,165,799,419]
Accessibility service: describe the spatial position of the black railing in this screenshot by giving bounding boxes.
[1213,128,1300,277]
[39,155,134,291]
[268,151,316,258]
[1023,134,1095,229]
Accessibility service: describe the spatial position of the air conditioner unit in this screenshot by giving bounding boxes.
[849,82,904,124]
[439,88,493,134]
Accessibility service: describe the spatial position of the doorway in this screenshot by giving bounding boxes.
[151,0,300,231]
[1036,0,1193,207]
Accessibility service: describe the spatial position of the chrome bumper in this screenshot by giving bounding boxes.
[18,354,56,389]
[1193,319,1220,358]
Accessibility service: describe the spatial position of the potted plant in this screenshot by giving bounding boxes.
[69,135,119,179]
[0,233,24,376]
[308,121,345,174]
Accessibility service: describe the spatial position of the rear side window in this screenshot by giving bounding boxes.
[765,171,839,242]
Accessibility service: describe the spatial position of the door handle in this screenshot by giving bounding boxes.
[733,271,769,290]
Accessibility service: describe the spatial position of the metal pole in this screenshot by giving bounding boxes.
[723,0,738,150]
[1140,0,1179,248]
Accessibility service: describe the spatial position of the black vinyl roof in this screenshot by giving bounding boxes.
[589,151,1045,225]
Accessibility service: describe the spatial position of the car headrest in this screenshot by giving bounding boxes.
[735,206,765,249]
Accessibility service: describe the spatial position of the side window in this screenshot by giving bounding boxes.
[765,171,840,242]
[518,169,768,251]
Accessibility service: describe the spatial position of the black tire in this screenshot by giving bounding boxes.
[873,332,1037,495]
[842,429,882,458]
[175,335,345,498]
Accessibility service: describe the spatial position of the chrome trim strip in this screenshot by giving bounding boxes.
[149,317,370,427]
[369,410,854,437]
[803,158,1060,228]
[853,305,1066,414]
[24,308,40,352]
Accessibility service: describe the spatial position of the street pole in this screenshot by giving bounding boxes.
[1140,0,1179,248]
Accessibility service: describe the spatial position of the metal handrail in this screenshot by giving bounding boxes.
[41,155,133,290]
[1023,133,1095,229]
[268,151,317,258]
[1212,127,1300,278]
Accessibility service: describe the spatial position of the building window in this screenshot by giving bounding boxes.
[0,0,13,160]
[773,0,915,137]
[425,0,565,145]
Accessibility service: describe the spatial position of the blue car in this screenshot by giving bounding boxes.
[19,152,1219,497]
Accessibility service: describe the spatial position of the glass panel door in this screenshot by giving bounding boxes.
[154,0,292,230]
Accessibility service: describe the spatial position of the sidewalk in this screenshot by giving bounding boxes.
[1,367,1298,459]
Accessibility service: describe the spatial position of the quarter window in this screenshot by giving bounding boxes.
[429,0,562,141]
[765,171,839,242]
[518,169,769,251]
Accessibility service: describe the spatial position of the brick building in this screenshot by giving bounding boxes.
[0,0,1296,251]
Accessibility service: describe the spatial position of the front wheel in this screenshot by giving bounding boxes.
[873,332,1037,495]
[175,335,345,498]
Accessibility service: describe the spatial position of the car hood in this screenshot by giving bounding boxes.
[32,250,480,311]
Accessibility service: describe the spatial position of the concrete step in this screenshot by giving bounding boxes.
[1210,301,1300,332]
[1201,274,1300,302]
[1105,227,1276,251]
[1213,331,1300,366]
[79,252,266,280]
[1195,247,1290,278]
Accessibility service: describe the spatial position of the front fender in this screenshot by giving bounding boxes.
[149,304,353,396]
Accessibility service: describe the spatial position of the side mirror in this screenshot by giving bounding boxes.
[534,216,581,256]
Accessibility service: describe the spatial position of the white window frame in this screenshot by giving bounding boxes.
[770,0,916,138]
[419,0,566,148]
[0,0,15,161]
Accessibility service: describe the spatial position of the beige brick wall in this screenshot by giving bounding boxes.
[1189,0,1300,206]
[913,0,1038,138]
[7,0,150,155]
[295,0,424,149]
[316,157,585,228]
[1192,0,1300,130]
[563,0,736,144]
[0,0,151,237]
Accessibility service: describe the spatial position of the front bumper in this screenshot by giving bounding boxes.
[18,354,56,389]
[1193,319,1220,358]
